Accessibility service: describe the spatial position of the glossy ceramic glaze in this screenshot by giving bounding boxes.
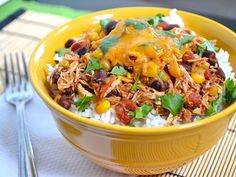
[29,7,236,175]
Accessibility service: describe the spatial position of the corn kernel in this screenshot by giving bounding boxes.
[168,60,181,78]
[202,61,210,69]
[142,61,159,77]
[91,49,103,59]
[100,59,111,71]
[95,99,111,114]
[208,85,218,96]
[191,73,205,84]
[59,60,70,68]
[118,76,130,82]
[88,31,99,41]
[127,72,132,79]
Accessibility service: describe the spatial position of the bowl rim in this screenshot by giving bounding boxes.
[29,7,236,134]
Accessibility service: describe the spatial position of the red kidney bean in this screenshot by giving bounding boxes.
[186,92,201,108]
[71,40,88,52]
[182,51,195,63]
[179,62,192,72]
[157,21,168,29]
[163,24,180,31]
[52,71,60,84]
[216,68,225,80]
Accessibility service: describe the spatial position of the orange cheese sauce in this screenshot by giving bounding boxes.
[103,19,180,75]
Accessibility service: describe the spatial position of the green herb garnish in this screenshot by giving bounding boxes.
[85,58,101,73]
[56,48,70,57]
[223,78,236,105]
[100,19,110,31]
[197,40,215,57]
[161,92,184,116]
[99,36,119,54]
[110,66,127,76]
[125,19,149,30]
[130,104,153,119]
[131,76,139,91]
[73,96,94,112]
[138,41,154,47]
[205,95,223,116]
[147,14,164,27]
[174,35,195,49]
[155,29,175,37]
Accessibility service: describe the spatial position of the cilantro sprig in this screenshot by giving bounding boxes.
[129,104,153,119]
[146,14,164,27]
[155,29,175,37]
[131,76,139,91]
[73,96,94,112]
[125,19,149,30]
[223,78,236,105]
[161,92,184,116]
[99,36,119,54]
[85,58,101,73]
[196,40,215,57]
[100,19,110,31]
[56,48,70,57]
[110,66,127,76]
[174,35,195,49]
[205,95,223,116]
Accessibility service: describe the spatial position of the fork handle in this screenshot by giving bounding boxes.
[16,102,38,177]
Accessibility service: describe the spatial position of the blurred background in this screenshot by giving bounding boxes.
[0,0,235,31]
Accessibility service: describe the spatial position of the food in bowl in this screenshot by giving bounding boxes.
[46,9,236,127]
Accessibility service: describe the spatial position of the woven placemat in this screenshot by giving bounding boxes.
[0,10,235,177]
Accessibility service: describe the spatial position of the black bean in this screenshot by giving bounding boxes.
[203,50,216,58]
[52,71,60,84]
[76,47,90,57]
[163,24,179,31]
[164,82,170,91]
[151,80,162,91]
[216,67,226,80]
[179,62,192,72]
[107,89,119,97]
[48,84,60,99]
[92,69,108,83]
[124,66,133,73]
[65,38,76,48]
[203,50,218,66]
[59,95,72,110]
[106,20,118,34]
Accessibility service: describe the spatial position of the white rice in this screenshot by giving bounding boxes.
[48,10,235,127]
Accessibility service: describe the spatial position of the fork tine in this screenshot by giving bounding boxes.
[16,53,22,84]
[22,52,28,81]
[4,54,9,87]
[10,53,16,86]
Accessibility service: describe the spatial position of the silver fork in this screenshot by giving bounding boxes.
[4,53,38,177]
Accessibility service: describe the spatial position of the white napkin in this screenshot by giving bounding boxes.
[0,90,135,177]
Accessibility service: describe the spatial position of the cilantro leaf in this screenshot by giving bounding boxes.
[110,66,127,76]
[155,29,175,37]
[99,37,119,54]
[161,92,184,116]
[73,96,94,112]
[85,58,101,73]
[131,76,139,91]
[205,95,223,116]
[100,19,110,31]
[223,78,236,105]
[138,41,154,47]
[125,19,149,30]
[174,35,195,49]
[147,14,164,27]
[130,104,153,119]
[197,40,215,57]
[56,48,70,57]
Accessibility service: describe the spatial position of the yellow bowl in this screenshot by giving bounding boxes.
[29,7,236,175]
